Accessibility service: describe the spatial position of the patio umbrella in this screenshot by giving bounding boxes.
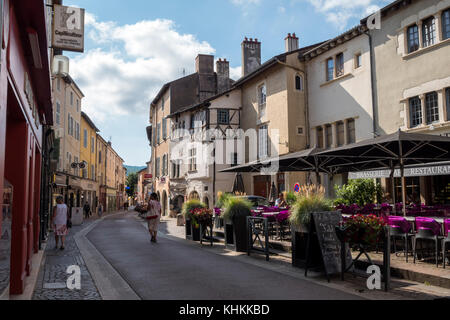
[314,130,450,215]
[231,173,245,194]
[269,182,277,204]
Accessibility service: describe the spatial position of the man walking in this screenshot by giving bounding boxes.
[83,201,91,219]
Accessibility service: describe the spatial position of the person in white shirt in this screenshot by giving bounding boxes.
[146,193,161,243]
[51,196,69,250]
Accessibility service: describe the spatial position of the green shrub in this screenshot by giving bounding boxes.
[285,192,297,206]
[289,194,333,227]
[215,192,232,209]
[182,199,206,220]
[334,179,382,206]
[222,197,252,222]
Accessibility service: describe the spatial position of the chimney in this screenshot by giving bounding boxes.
[241,37,261,77]
[216,58,230,93]
[195,54,214,75]
[285,33,299,53]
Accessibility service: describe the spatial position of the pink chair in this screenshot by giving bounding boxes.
[388,216,413,262]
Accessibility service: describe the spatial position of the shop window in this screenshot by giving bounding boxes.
[407,24,420,53]
[443,9,450,40]
[393,177,421,204]
[409,96,422,127]
[422,16,436,48]
[425,92,439,124]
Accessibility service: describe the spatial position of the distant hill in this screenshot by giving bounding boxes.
[124,165,146,176]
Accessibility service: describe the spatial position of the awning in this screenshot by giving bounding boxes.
[349,161,450,179]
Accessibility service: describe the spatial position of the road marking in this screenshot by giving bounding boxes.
[43,282,67,289]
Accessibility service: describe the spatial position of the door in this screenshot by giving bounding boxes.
[253,176,270,198]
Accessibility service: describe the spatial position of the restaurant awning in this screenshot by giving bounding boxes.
[349,161,450,179]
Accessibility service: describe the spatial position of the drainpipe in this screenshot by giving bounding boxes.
[364,28,378,138]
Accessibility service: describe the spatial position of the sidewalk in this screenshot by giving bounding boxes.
[157,216,450,300]
[32,218,103,300]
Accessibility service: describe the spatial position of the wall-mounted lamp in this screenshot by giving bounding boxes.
[27,28,43,69]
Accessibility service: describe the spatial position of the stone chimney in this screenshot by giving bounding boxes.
[216,58,230,93]
[285,33,299,53]
[195,54,214,75]
[241,37,261,77]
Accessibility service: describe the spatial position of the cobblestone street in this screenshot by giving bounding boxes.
[32,220,102,300]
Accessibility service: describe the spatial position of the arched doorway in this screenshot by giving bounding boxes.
[174,195,184,213]
[189,191,200,200]
[156,191,161,203]
[162,191,168,216]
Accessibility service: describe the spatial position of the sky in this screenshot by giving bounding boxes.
[65,0,391,166]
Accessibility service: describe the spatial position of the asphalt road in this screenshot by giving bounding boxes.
[86,212,363,300]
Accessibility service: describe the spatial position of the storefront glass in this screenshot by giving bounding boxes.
[394,177,421,204]
[432,175,450,204]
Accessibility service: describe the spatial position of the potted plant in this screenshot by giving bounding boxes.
[182,199,206,241]
[214,192,231,229]
[336,214,386,250]
[222,196,252,252]
[288,185,332,268]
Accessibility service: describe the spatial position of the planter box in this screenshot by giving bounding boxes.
[224,215,249,252]
[291,225,322,268]
[185,218,192,239]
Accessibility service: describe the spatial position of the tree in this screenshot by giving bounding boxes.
[126,172,138,197]
[334,179,382,206]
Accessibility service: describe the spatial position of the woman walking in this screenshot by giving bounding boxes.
[146,193,161,243]
[52,196,69,250]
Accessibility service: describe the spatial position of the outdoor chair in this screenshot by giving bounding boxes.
[413,217,443,267]
[443,219,450,269]
[388,216,414,262]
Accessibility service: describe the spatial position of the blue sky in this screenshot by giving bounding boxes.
[65,0,390,166]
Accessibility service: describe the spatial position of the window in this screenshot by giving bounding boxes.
[422,16,436,48]
[218,109,230,124]
[231,153,238,167]
[162,118,167,140]
[56,102,61,125]
[326,58,334,81]
[347,119,356,144]
[91,165,95,180]
[57,78,61,91]
[258,84,267,118]
[68,114,71,135]
[336,53,344,77]
[425,92,439,124]
[355,53,362,68]
[155,157,160,177]
[74,157,79,176]
[83,129,88,148]
[258,125,268,158]
[189,148,197,172]
[325,124,333,148]
[409,96,422,127]
[446,88,450,121]
[443,9,450,40]
[91,137,95,153]
[70,92,73,105]
[156,123,161,144]
[99,151,102,164]
[76,122,80,140]
[161,96,165,112]
[407,24,420,53]
[337,121,344,146]
[295,75,303,91]
[317,127,324,148]
[162,154,167,176]
[76,99,79,112]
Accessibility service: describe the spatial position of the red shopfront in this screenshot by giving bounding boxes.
[0,0,52,295]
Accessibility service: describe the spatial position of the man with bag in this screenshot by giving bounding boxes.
[145,193,161,243]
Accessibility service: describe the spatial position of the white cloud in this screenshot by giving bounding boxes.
[230,66,242,80]
[70,14,215,122]
[304,0,387,29]
[278,6,286,14]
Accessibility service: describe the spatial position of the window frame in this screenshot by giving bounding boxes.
[446,87,450,121]
[316,127,324,148]
[83,129,88,148]
[258,124,269,159]
[337,121,345,147]
[407,24,420,53]
[335,52,344,77]
[409,96,422,127]
[443,9,450,41]
[354,52,362,69]
[295,74,303,91]
[325,124,333,149]
[258,84,267,118]
[188,148,197,172]
[347,119,356,144]
[425,91,439,124]
[217,109,230,125]
[56,101,61,125]
[326,58,334,81]
[422,16,436,48]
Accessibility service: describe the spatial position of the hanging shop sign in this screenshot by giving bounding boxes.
[52,5,85,52]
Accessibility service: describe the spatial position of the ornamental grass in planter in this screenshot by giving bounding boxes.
[182,199,206,241]
[288,185,332,267]
[222,196,252,252]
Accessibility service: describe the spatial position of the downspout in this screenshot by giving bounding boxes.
[364,28,378,138]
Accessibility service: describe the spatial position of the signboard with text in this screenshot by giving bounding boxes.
[52,5,85,52]
[349,163,450,179]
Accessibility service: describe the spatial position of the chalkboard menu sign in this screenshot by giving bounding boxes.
[306,212,353,281]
